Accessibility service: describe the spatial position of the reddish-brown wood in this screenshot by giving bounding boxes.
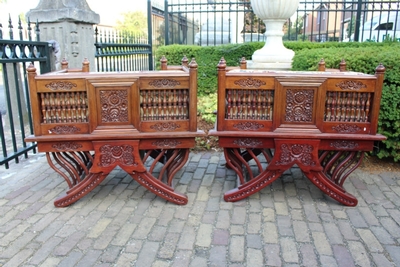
[26,57,204,207]
[209,58,386,206]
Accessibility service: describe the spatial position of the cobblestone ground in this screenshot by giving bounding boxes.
[0,151,399,267]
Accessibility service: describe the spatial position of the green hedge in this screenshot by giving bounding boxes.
[155,41,400,161]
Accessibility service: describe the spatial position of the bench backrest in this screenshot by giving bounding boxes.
[27,56,198,137]
[216,57,385,136]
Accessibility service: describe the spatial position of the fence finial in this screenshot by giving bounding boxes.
[339,59,346,72]
[318,58,325,71]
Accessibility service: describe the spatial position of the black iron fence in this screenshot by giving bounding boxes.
[164,0,400,45]
[94,0,155,71]
[0,17,51,168]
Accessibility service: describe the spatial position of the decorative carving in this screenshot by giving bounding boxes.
[285,89,314,122]
[336,80,367,91]
[98,144,137,167]
[45,81,77,91]
[151,139,182,147]
[234,77,266,88]
[100,90,129,122]
[52,142,83,151]
[276,144,316,166]
[150,122,181,131]
[332,124,361,133]
[233,138,262,147]
[330,140,359,149]
[135,174,187,204]
[233,122,265,130]
[148,79,181,88]
[49,125,80,134]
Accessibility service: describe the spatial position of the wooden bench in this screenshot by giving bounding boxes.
[26,56,205,207]
[209,58,386,206]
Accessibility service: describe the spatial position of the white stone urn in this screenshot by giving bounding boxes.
[249,0,300,69]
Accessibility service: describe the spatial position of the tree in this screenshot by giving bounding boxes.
[116,11,147,37]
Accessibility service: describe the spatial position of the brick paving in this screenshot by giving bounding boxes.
[0,151,399,266]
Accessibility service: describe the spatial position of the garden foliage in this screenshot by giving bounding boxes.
[155,42,400,161]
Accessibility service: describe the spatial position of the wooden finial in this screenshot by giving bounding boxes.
[318,58,325,71]
[61,58,68,70]
[27,63,37,74]
[189,58,198,69]
[339,59,346,72]
[218,57,227,69]
[240,57,247,69]
[160,55,167,70]
[82,58,89,72]
[182,55,189,67]
[375,63,386,74]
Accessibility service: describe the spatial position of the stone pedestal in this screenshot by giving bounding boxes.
[249,0,299,70]
[26,0,100,71]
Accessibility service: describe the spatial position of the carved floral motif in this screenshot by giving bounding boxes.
[234,77,266,88]
[335,80,367,91]
[232,138,262,147]
[49,125,80,134]
[330,140,359,149]
[150,122,181,131]
[45,81,77,91]
[151,139,182,147]
[233,122,265,131]
[52,142,83,151]
[148,79,180,88]
[100,90,129,122]
[276,144,316,166]
[332,124,361,133]
[98,144,137,167]
[285,89,314,122]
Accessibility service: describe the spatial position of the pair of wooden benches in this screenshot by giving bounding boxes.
[26,56,385,207]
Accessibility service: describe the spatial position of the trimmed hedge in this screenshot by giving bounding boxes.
[155,41,400,161]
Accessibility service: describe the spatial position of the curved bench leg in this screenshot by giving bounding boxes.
[54,172,108,207]
[130,171,188,205]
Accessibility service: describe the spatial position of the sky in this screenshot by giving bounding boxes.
[0,0,150,27]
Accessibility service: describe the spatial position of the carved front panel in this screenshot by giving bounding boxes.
[285,89,314,123]
[100,90,129,123]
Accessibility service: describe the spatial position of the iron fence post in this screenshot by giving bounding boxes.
[354,0,363,42]
[164,0,169,45]
[148,0,154,70]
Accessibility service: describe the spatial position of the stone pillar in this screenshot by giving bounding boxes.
[26,0,100,71]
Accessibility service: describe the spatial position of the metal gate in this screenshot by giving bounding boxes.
[0,18,51,169]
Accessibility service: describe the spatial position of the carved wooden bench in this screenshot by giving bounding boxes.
[26,56,204,207]
[209,58,386,206]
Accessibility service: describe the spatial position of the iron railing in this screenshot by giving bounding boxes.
[164,0,400,45]
[0,17,51,168]
[94,0,155,71]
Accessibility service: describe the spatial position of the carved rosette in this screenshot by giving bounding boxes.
[52,142,83,151]
[233,122,265,131]
[330,140,359,149]
[332,124,361,133]
[49,125,80,134]
[232,138,262,147]
[100,90,129,122]
[233,78,266,88]
[285,89,314,122]
[336,80,367,91]
[151,139,182,147]
[276,144,316,166]
[150,122,181,131]
[45,81,77,91]
[148,79,180,88]
[98,144,137,167]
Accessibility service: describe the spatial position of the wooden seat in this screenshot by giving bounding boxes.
[209,57,386,206]
[26,56,205,207]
